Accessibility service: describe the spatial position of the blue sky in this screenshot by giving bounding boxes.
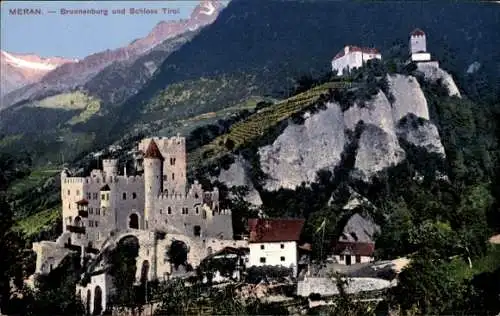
[0,1,200,59]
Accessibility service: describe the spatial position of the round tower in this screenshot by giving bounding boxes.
[143,140,164,229]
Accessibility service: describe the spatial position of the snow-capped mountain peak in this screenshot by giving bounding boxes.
[200,1,216,16]
[1,50,77,71]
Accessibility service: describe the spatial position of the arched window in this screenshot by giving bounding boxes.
[132,192,137,199]
[172,173,175,180]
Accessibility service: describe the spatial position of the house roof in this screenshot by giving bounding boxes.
[100,184,111,191]
[411,28,425,36]
[248,218,305,243]
[75,199,89,205]
[333,241,375,257]
[333,46,380,60]
[144,140,164,160]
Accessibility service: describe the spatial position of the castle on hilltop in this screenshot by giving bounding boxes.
[32,135,236,277]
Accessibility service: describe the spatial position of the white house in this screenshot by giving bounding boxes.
[247,219,305,277]
[331,45,382,76]
[410,28,431,62]
[332,241,375,265]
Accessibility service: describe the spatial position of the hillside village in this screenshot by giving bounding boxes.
[19,28,470,314]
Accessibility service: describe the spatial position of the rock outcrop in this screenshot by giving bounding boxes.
[215,74,447,196]
[215,155,262,206]
[416,62,461,98]
[258,103,346,191]
[255,74,445,190]
[340,213,380,243]
[397,114,446,156]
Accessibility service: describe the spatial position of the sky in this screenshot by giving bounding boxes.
[0,1,200,59]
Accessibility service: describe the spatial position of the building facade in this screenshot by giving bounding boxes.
[247,219,305,277]
[332,241,375,265]
[331,45,382,76]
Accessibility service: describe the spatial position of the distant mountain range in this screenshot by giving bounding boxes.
[0,51,77,99]
[1,0,499,168]
[0,0,227,109]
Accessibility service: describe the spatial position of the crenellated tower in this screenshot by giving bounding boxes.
[139,135,187,195]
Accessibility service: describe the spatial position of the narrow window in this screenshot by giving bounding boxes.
[101,194,105,200]
[340,255,344,261]
[87,192,91,200]
[280,244,284,249]
[132,192,137,199]
[95,221,99,227]
[89,207,93,215]
[260,245,264,250]
[102,208,106,216]
[167,207,172,214]
[194,225,201,237]
[160,209,163,215]
[122,192,127,200]
[260,257,266,264]
[106,193,109,200]
[280,256,285,262]
[67,190,71,196]
[356,255,361,263]
[195,206,199,214]
[89,221,94,227]
[76,190,80,196]
[96,208,100,215]
[172,173,175,180]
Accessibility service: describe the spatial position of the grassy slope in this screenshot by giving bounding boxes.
[449,244,500,280]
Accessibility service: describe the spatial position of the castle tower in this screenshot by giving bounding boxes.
[143,140,163,229]
[160,134,187,195]
[410,28,427,55]
[102,159,118,178]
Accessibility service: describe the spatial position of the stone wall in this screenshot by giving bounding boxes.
[296,276,394,297]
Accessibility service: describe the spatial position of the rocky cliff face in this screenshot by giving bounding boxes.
[213,156,262,206]
[416,62,461,98]
[217,74,446,195]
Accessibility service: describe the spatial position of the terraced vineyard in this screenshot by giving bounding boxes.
[188,81,352,170]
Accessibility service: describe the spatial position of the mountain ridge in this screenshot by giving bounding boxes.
[0,0,227,109]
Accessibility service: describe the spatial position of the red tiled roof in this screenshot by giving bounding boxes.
[76,199,89,205]
[333,241,375,257]
[411,28,425,36]
[333,46,380,60]
[144,140,164,160]
[248,218,305,243]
